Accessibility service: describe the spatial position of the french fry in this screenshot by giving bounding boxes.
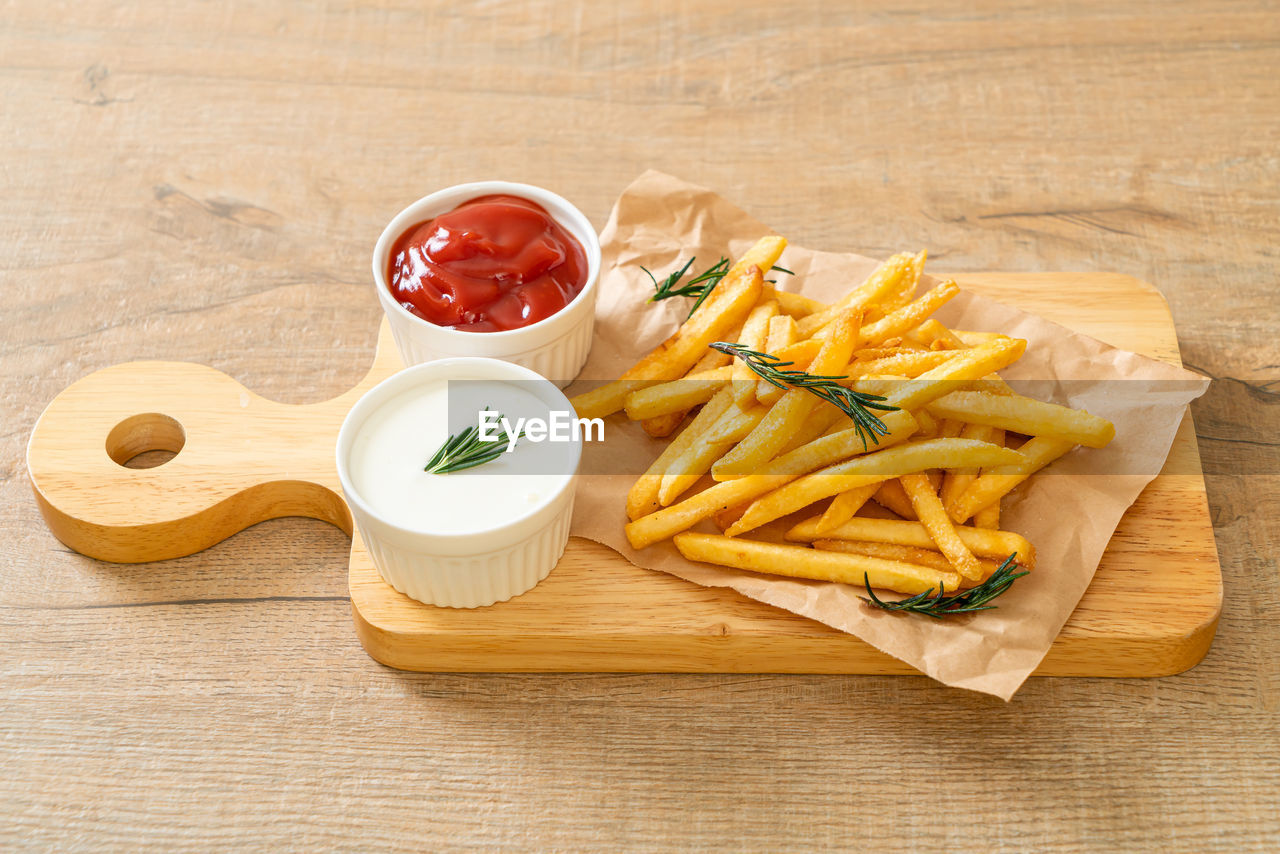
[973,499,1001,530]
[712,502,748,531]
[953,330,1003,348]
[872,479,917,519]
[814,482,880,534]
[570,238,781,418]
[725,438,1025,537]
[756,335,832,406]
[701,401,770,445]
[899,472,983,580]
[626,386,735,520]
[757,315,800,402]
[730,300,779,406]
[780,404,846,454]
[939,423,998,509]
[659,401,769,505]
[624,365,732,421]
[760,285,827,318]
[641,412,686,438]
[913,318,967,350]
[812,540,1005,583]
[766,314,799,350]
[795,253,913,338]
[673,532,960,595]
[624,410,919,549]
[785,516,1036,569]
[880,336,1027,412]
[843,350,955,379]
[853,280,961,346]
[638,344,733,438]
[874,250,927,313]
[947,436,1077,523]
[912,410,940,438]
[926,390,1115,449]
[713,309,862,480]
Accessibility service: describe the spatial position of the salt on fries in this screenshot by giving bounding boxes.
[571,235,1114,604]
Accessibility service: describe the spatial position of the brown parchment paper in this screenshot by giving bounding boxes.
[567,170,1210,699]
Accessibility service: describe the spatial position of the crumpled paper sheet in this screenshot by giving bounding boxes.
[567,170,1209,699]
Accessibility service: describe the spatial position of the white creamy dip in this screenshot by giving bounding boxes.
[347,377,574,535]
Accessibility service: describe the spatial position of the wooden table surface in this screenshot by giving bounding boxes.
[2,1,1277,850]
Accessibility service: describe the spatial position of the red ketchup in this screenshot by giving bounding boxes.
[386,194,588,332]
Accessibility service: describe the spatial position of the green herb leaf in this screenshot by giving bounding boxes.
[424,407,523,475]
[646,257,792,318]
[860,554,1029,618]
[708,341,899,449]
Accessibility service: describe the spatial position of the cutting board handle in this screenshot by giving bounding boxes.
[27,322,402,563]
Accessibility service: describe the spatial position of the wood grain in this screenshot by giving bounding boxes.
[2,1,1277,851]
[350,274,1220,676]
[27,274,1219,677]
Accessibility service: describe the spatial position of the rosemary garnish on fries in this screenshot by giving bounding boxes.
[424,408,522,475]
[645,256,793,318]
[861,554,1028,618]
[709,341,898,448]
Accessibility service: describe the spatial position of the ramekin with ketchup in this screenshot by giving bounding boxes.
[372,182,601,386]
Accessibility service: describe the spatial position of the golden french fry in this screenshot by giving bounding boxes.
[786,516,1036,569]
[912,410,940,438]
[872,479,917,519]
[701,402,770,445]
[947,436,1077,523]
[730,300,779,406]
[570,240,780,418]
[778,404,846,454]
[968,374,1017,396]
[926,390,1115,449]
[854,280,960,346]
[713,309,862,479]
[746,337,825,411]
[814,482,880,534]
[726,438,1024,537]
[913,318,967,350]
[973,499,1001,530]
[939,423,998,509]
[881,337,1027,412]
[812,540,1005,584]
[712,502,748,531]
[875,250,927,313]
[659,401,769,506]
[899,472,982,580]
[673,532,959,595]
[624,365,732,421]
[796,253,913,338]
[952,330,1003,347]
[641,411,686,438]
[625,410,919,549]
[760,285,827,319]
[843,351,955,379]
[626,386,735,520]
[639,343,733,437]
[766,314,799,350]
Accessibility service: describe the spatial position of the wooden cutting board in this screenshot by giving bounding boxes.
[27,273,1221,677]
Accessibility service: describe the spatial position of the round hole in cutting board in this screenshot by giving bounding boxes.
[105,413,185,468]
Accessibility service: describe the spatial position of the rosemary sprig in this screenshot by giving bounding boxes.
[423,407,522,474]
[644,256,793,318]
[708,342,898,449]
[860,554,1029,618]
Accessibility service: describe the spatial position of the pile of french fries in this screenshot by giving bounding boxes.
[571,236,1116,597]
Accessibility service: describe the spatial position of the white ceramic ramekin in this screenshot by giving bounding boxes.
[335,357,582,608]
[371,181,602,387]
